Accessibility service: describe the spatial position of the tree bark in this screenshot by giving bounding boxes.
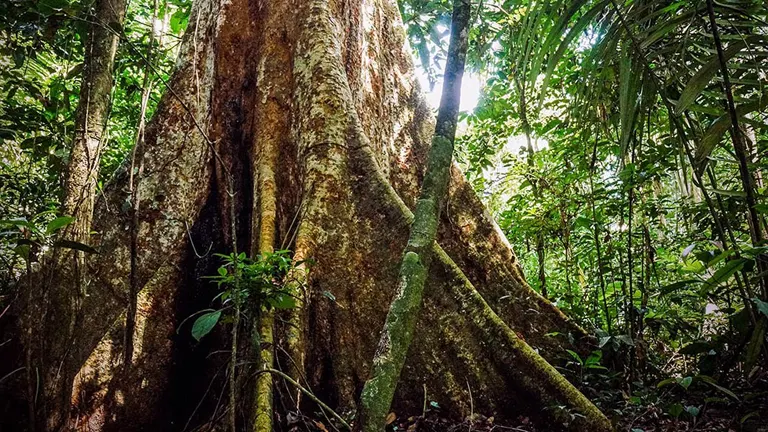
[63,0,128,241]
[6,0,611,430]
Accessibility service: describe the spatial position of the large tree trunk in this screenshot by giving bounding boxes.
[5,0,607,430]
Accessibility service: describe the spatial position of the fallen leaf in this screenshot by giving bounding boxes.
[385,412,396,425]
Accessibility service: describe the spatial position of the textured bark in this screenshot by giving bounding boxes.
[4,0,611,430]
[63,0,128,241]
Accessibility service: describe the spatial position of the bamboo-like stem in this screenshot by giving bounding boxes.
[705,0,768,369]
[516,77,547,299]
[608,0,760,322]
[590,133,612,333]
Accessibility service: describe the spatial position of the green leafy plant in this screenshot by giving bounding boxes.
[657,374,738,401]
[0,213,96,261]
[565,349,608,383]
[188,249,306,341]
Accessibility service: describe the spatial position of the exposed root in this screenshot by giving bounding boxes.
[253,368,352,430]
[347,114,612,431]
[435,247,613,431]
[251,314,275,431]
[248,2,285,429]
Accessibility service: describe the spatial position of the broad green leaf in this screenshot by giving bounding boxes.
[13,244,31,260]
[585,350,603,366]
[170,9,189,34]
[598,336,611,348]
[46,216,74,234]
[696,375,739,400]
[741,412,760,424]
[695,98,767,172]
[711,188,746,197]
[538,0,610,108]
[271,294,296,310]
[667,403,684,418]
[528,0,588,92]
[753,298,768,319]
[679,341,712,355]
[53,240,98,254]
[191,310,221,341]
[618,50,642,157]
[0,218,33,229]
[679,376,693,389]
[657,377,676,388]
[565,349,582,364]
[639,10,695,50]
[701,258,747,293]
[615,334,634,346]
[676,37,761,114]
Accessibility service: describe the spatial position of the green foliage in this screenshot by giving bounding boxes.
[188,250,307,341]
[0,213,95,262]
[191,310,221,342]
[0,0,188,303]
[401,2,767,427]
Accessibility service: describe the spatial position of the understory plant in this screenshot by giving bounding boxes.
[189,249,303,342]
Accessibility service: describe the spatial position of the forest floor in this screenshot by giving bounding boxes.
[284,371,768,432]
[380,404,768,432]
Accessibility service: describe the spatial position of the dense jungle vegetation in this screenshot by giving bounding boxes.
[1,0,767,430]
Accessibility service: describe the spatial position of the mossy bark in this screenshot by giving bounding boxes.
[357,1,470,430]
[248,0,289,427]
[5,0,612,430]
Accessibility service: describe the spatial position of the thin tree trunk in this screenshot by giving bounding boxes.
[590,136,611,333]
[357,1,471,429]
[536,236,548,298]
[248,1,290,427]
[560,205,573,300]
[705,0,768,369]
[22,0,128,429]
[63,0,128,241]
[516,78,548,300]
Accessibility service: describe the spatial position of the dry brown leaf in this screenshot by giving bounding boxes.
[385,412,397,425]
